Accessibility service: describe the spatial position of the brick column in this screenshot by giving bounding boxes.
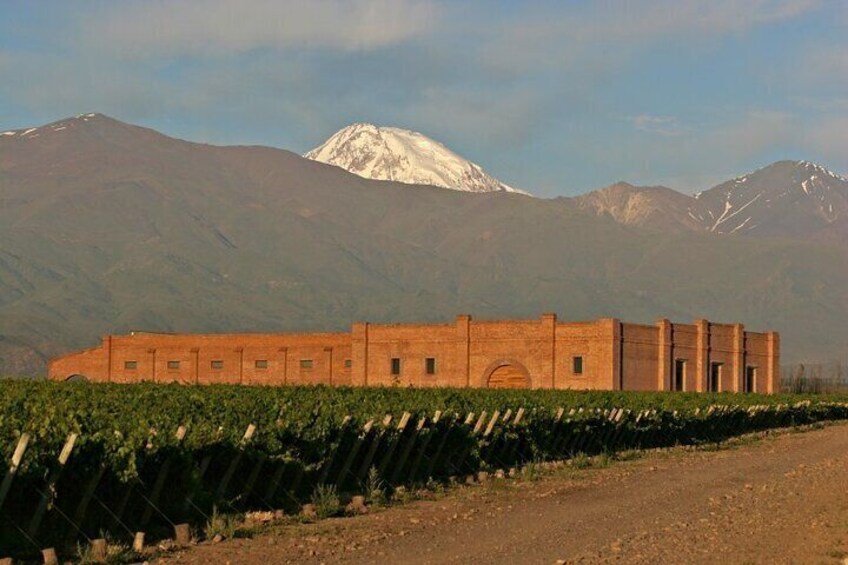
[657,319,671,391]
[695,319,709,392]
[602,318,622,390]
[325,347,333,385]
[732,324,745,392]
[456,314,471,387]
[351,322,369,386]
[541,313,557,389]
[767,331,780,394]
[149,348,156,383]
[278,347,288,385]
[105,336,113,383]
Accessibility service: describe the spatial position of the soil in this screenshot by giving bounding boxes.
[163,422,848,564]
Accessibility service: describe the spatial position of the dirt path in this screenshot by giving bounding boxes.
[167,423,848,564]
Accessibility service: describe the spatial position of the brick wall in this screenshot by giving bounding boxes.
[47,315,780,393]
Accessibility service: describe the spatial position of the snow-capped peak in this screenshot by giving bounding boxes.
[305,123,528,195]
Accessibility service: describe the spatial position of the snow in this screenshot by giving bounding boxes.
[22,128,37,135]
[1,131,15,136]
[711,193,763,232]
[305,123,529,195]
[52,126,67,131]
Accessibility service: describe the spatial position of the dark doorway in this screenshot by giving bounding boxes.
[708,362,722,392]
[674,359,686,391]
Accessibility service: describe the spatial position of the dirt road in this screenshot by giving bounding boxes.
[169,423,848,564]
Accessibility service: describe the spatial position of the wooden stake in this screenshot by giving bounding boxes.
[0,433,30,513]
[174,523,191,546]
[90,539,107,563]
[28,433,77,538]
[41,548,58,565]
[132,532,145,553]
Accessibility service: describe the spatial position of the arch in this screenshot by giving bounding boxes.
[65,374,89,383]
[481,359,531,389]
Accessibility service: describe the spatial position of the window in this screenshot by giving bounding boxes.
[674,359,686,391]
[344,359,352,368]
[425,357,436,375]
[709,362,722,392]
[745,366,756,393]
[124,361,137,370]
[572,356,583,375]
[167,360,180,370]
[300,359,313,369]
[211,360,224,370]
[255,359,268,369]
[391,358,401,375]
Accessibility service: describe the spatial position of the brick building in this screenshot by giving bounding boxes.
[48,315,780,393]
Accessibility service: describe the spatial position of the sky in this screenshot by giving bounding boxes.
[1,0,847,197]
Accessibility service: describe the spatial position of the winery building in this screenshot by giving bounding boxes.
[48,315,780,393]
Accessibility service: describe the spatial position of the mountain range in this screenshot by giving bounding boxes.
[1,114,846,375]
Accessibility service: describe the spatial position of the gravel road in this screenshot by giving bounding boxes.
[168,422,848,564]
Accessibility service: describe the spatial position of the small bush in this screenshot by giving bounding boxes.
[311,484,341,519]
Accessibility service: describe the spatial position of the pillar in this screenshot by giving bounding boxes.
[541,313,557,389]
[767,331,780,394]
[456,314,471,387]
[324,347,333,385]
[351,322,369,386]
[602,318,622,390]
[732,324,745,393]
[104,336,113,383]
[695,319,709,392]
[657,318,671,391]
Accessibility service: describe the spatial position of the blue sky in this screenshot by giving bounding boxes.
[1,0,846,196]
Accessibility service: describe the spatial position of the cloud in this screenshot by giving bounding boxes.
[629,115,687,136]
[88,0,441,57]
[475,0,820,75]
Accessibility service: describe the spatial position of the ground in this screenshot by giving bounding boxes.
[164,422,848,564]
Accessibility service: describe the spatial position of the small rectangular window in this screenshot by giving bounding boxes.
[167,360,180,370]
[572,356,583,375]
[391,358,401,375]
[300,359,313,369]
[255,359,268,369]
[425,357,436,375]
[211,360,224,370]
[124,360,137,370]
[344,359,352,368]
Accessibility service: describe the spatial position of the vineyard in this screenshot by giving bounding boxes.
[1,380,847,560]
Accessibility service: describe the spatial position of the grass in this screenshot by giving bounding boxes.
[310,484,341,519]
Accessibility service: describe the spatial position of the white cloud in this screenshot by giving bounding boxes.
[88,0,441,57]
[475,0,820,74]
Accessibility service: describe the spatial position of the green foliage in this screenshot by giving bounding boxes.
[1,379,846,483]
[310,484,340,519]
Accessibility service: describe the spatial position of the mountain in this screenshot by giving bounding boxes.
[572,182,704,232]
[572,161,848,242]
[1,114,847,376]
[694,160,848,239]
[305,123,526,194]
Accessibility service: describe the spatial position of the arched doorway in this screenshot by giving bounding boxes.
[482,359,531,389]
[65,374,89,382]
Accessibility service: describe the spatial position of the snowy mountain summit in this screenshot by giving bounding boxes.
[305,123,526,194]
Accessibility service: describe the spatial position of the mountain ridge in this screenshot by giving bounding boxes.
[1,114,847,375]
